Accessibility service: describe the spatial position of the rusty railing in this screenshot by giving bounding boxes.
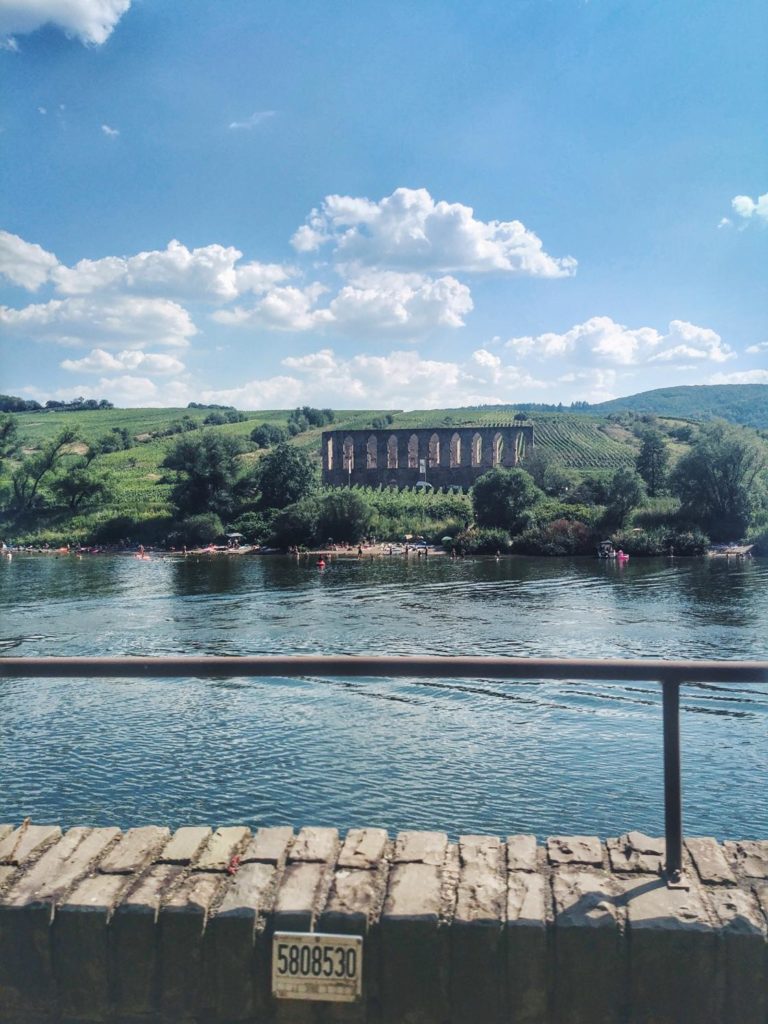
[1,655,767,886]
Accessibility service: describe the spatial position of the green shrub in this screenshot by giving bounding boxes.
[610,527,709,556]
[449,527,512,554]
[167,513,224,547]
[513,518,595,556]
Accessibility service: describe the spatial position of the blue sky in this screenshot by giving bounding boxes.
[1,0,766,409]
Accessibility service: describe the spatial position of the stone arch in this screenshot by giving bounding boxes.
[366,434,378,469]
[428,433,440,468]
[326,436,334,470]
[492,431,504,467]
[343,435,354,472]
[449,432,461,468]
[471,432,482,467]
[387,434,398,469]
[407,433,419,469]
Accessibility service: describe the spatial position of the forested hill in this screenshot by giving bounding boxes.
[584,385,768,429]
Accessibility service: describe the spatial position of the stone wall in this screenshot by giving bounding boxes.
[321,425,534,489]
[0,820,767,1023]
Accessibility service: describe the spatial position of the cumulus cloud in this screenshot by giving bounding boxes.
[52,239,291,301]
[213,284,331,332]
[200,346,547,411]
[745,341,768,354]
[291,186,577,278]
[214,271,473,338]
[506,316,732,366]
[730,192,768,224]
[0,229,58,290]
[0,0,131,46]
[709,369,768,385]
[60,348,186,375]
[0,296,197,348]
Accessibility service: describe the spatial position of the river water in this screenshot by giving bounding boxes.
[1,552,766,840]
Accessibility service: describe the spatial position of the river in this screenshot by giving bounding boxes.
[1,552,766,840]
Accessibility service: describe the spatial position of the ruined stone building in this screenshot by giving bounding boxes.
[321,425,534,489]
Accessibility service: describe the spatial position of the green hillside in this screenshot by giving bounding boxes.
[585,384,768,429]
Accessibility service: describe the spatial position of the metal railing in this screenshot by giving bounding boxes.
[1,655,767,886]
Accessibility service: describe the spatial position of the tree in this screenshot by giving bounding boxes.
[0,414,18,469]
[256,443,316,510]
[51,467,113,510]
[669,421,767,540]
[636,429,669,496]
[9,427,80,514]
[472,468,543,533]
[318,490,373,543]
[162,431,247,519]
[250,423,288,448]
[605,466,646,525]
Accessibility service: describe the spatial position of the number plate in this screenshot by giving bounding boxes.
[271,931,363,1002]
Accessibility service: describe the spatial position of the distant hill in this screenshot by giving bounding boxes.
[584,384,768,429]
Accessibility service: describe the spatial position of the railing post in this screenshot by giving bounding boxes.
[661,679,686,887]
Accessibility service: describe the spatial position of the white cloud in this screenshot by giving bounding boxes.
[213,271,473,338]
[0,229,58,290]
[745,341,768,354]
[60,348,185,375]
[200,346,547,410]
[228,111,276,130]
[0,0,131,46]
[731,192,768,224]
[52,239,290,300]
[506,316,732,366]
[709,369,768,385]
[101,123,119,137]
[291,186,577,278]
[213,284,331,332]
[38,106,47,115]
[0,296,197,348]
[327,271,473,335]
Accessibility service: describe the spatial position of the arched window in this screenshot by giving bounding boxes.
[366,434,377,469]
[343,436,354,473]
[471,432,482,467]
[387,434,398,469]
[428,433,440,468]
[515,430,528,464]
[407,434,419,469]
[449,432,461,468]
[492,431,504,467]
[326,437,334,470]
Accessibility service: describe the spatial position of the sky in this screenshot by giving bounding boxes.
[0,0,766,410]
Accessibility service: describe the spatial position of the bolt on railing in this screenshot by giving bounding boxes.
[1,655,767,887]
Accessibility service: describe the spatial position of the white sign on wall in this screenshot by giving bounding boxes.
[272,932,363,1002]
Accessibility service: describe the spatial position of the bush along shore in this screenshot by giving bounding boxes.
[1,408,767,558]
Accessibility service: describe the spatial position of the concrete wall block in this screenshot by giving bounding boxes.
[685,837,737,886]
[110,864,184,1019]
[507,835,538,873]
[243,826,294,866]
[723,840,768,880]
[0,824,61,867]
[52,875,128,1020]
[626,877,719,1024]
[195,826,251,872]
[158,825,212,865]
[289,828,339,864]
[157,873,224,1020]
[606,832,664,875]
[708,887,767,1024]
[551,868,625,1024]
[274,862,331,933]
[211,862,278,1022]
[99,825,171,875]
[507,872,548,1024]
[546,836,603,868]
[0,904,57,1018]
[337,829,388,870]
[393,831,447,866]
